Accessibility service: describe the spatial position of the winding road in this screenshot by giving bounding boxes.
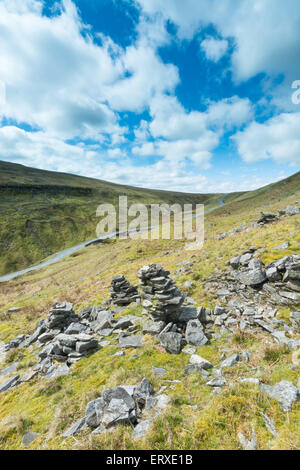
[0,194,227,283]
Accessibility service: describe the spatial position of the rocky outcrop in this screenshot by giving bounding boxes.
[257,212,278,226]
[255,203,300,227]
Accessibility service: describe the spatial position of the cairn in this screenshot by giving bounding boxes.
[138,264,184,323]
[257,212,278,226]
[45,302,78,330]
[109,275,139,306]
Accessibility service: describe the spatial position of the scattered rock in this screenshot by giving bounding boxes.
[44,363,69,381]
[238,428,257,450]
[206,377,226,387]
[185,319,208,346]
[260,412,278,438]
[257,212,278,225]
[62,417,86,437]
[143,321,165,335]
[273,241,290,250]
[221,354,240,368]
[22,431,40,447]
[189,354,213,370]
[152,367,168,378]
[0,362,18,377]
[132,419,152,439]
[260,380,300,412]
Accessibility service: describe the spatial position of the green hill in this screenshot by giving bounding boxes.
[0,161,222,276]
[1,161,300,278]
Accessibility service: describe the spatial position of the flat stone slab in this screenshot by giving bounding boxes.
[22,431,40,447]
[44,363,69,381]
[221,354,240,368]
[152,366,168,378]
[118,335,143,348]
[0,375,19,393]
[132,420,152,439]
[62,417,86,437]
[0,362,18,377]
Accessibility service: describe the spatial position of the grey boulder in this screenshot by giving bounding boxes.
[118,335,143,349]
[260,380,300,412]
[185,319,208,346]
[159,332,182,354]
[22,431,40,447]
[132,420,152,439]
[221,354,240,368]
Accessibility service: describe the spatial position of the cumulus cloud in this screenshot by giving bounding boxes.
[233,112,300,165]
[200,36,228,62]
[133,0,300,83]
[0,0,298,192]
[132,94,253,165]
[0,0,179,141]
[105,45,179,112]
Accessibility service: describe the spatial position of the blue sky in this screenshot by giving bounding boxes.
[0,0,300,192]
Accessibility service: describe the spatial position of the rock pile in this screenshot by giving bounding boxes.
[279,206,300,216]
[202,250,300,346]
[45,302,78,330]
[62,378,168,438]
[257,212,278,226]
[109,275,139,306]
[138,264,185,322]
[138,264,209,354]
[256,203,300,226]
[3,302,101,382]
[230,251,300,305]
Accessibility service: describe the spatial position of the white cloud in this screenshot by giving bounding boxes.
[134,0,300,83]
[0,0,179,141]
[107,147,127,158]
[132,94,253,166]
[0,0,297,193]
[134,120,151,142]
[206,96,254,131]
[200,36,228,62]
[233,112,300,165]
[105,45,179,113]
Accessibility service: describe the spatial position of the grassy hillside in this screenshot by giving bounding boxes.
[0,176,299,450]
[0,161,222,276]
